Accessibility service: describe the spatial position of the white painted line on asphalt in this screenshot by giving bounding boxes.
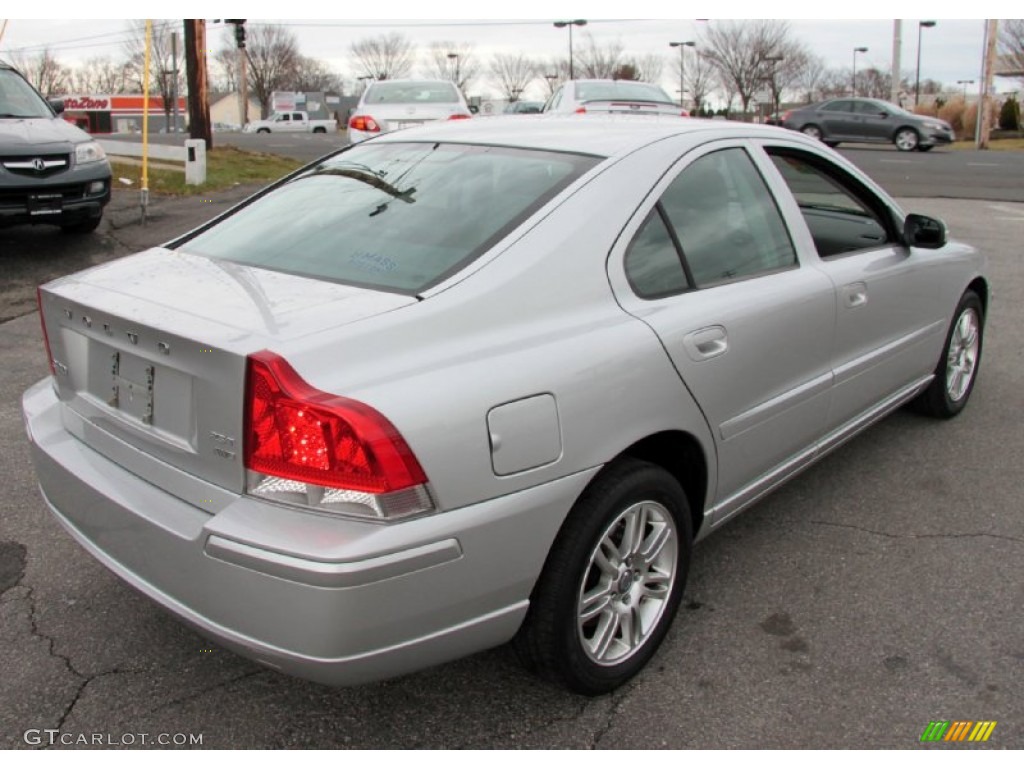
[968,162,1001,167]
[880,159,912,164]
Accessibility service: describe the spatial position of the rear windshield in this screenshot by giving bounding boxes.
[574,81,673,105]
[363,81,461,105]
[182,142,599,294]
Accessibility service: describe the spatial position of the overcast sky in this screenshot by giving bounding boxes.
[1,5,1019,102]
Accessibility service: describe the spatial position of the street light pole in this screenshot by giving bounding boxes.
[852,47,868,97]
[957,79,975,102]
[554,20,587,80]
[447,52,460,88]
[915,20,937,106]
[669,41,696,110]
[763,54,784,116]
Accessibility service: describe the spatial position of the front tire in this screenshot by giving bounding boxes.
[894,127,920,151]
[515,458,692,695]
[256,128,270,134]
[912,290,984,419]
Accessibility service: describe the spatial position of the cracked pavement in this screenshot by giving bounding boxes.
[1,195,1022,748]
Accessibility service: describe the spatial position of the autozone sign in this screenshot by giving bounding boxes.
[64,96,110,110]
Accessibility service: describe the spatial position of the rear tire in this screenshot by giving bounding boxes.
[912,290,983,419]
[801,124,823,141]
[256,128,270,134]
[514,458,692,695]
[313,127,327,134]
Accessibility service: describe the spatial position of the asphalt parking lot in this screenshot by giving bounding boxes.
[1,183,1022,748]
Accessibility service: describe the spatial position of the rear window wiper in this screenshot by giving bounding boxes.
[305,167,417,204]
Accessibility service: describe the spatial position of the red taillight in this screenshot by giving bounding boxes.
[447,113,471,120]
[348,115,380,133]
[37,287,54,375]
[781,110,792,122]
[574,107,587,114]
[680,110,690,117]
[244,351,426,495]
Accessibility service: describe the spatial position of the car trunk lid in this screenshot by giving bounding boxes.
[37,247,416,496]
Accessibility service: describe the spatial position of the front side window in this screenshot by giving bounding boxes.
[767,150,893,258]
[182,142,599,294]
[657,149,797,288]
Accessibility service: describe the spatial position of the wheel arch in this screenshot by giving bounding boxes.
[967,277,989,318]
[617,430,709,539]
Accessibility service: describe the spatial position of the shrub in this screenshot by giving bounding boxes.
[999,97,1021,130]
[938,99,968,136]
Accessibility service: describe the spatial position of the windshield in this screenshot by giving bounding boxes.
[363,81,461,105]
[574,81,674,104]
[182,142,599,294]
[0,68,54,119]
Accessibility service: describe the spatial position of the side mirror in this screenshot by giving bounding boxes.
[49,98,65,115]
[904,213,947,249]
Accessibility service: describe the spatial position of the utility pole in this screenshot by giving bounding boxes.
[184,19,212,149]
[170,31,179,133]
[890,20,902,106]
[976,19,999,150]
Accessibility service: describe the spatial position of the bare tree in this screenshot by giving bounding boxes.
[998,19,1024,88]
[763,41,812,113]
[699,19,793,115]
[631,53,664,84]
[68,57,131,94]
[817,68,852,100]
[350,33,415,81]
[793,52,827,103]
[540,58,570,94]
[289,57,344,94]
[424,41,479,92]
[211,43,239,93]
[688,52,718,114]
[7,49,69,96]
[489,53,537,101]
[576,33,624,79]
[244,24,301,117]
[123,20,185,129]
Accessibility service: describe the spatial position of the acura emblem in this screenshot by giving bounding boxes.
[32,158,46,172]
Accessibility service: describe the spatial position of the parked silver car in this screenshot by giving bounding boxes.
[24,118,986,695]
[347,79,472,144]
[781,97,955,151]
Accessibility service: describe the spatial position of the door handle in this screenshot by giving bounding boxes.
[683,326,729,361]
[843,282,868,309]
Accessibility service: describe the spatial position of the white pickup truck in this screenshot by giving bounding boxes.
[244,111,335,134]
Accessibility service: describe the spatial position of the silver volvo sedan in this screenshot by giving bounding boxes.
[23,117,986,695]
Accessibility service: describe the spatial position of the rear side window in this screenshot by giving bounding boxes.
[624,210,689,298]
[659,149,797,287]
[182,142,598,294]
[364,81,461,104]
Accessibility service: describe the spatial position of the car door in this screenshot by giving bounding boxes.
[755,141,947,431]
[853,100,893,142]
[819,100,859,139]
[608,141,836,518]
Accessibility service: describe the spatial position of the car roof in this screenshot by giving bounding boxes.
[371,114,803,159]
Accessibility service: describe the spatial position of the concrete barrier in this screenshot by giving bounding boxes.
[97,139,206,185]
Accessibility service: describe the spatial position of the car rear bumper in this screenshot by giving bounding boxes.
[23,378,594,685]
